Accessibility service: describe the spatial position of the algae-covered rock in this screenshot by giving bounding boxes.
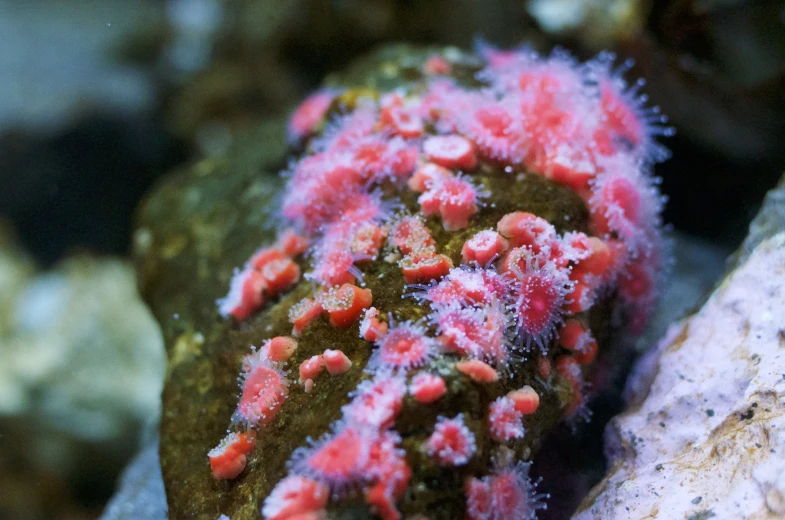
[136,45,669,519]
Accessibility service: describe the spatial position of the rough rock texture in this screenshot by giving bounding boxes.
[101,436,167,520]
[573,232,785,519]
[732,174,785,270]
[0,223,166,519]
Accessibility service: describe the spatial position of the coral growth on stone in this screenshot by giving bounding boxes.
[209,43,669,518]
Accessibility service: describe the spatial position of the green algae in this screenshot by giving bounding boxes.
[136,46,605,520]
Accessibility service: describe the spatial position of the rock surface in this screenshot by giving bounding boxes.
[573,230,785,519]
[101,436,167,520]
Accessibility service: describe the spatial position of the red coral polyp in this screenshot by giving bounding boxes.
[435,304,507,363]
[262,475,329,520]
[289,297,323,336]
[418,175,482,231]
[372,322,438,370]
[423,135,478,171]
[462,229,509,266]
[342,371,406,429]
[409,372,447,404]
[426,414,477,466]
[288,89,336,143]
[293,426,369,489]
[208,430,256,480]
[399,251,453,284]
[496,212,556,253]
[488,396,524,441]
[465,460,546,520]
[235,357,289,427]
[319,283,373,328]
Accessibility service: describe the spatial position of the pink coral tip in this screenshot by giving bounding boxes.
[208,430,256,480]
[419,176,480,231]
[488,396,524,441]
[558,319,586,350]
[288,90,335,142]
[299,355,324,383]
[350,223,386,259]
[260,256,301,296]
[496,212,556,252]
[277,229,310,257]
[580,237,613,275]
[373,322,438,371]
[507,386,540,415]
[407,163,452,193]
[400,252,453,284]
[409,373,447,404]
[359,307,388,342]
[289,297,323,336]
[455,360,499,383]
[390,217,435,255]
[218,267,266,321]
[320,283,373,328]
[465,477,493,520]
[426,414,477,466]
[322,349,352,376]
[295,426,368,486]
[485,461,545,520]
[343,371,406,428]
[265,336,298,362]
[261,475,329,520]
[423,55,452,76]
[423,134,477,171]
[236,357,289,427]
[379,95,424,139]
[462,229,509,266]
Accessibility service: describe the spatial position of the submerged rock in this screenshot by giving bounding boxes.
[136,45,669,519]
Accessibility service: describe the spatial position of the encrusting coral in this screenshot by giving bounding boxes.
[148,43,669,520]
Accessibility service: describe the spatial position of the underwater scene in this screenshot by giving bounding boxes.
[1,1,784,519]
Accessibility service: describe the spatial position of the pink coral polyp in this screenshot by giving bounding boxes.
[426,414,477,466]
[373,322,437,370]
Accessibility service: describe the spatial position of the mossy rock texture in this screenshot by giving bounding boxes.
[135,46,609,520]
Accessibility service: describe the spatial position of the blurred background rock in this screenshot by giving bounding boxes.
[0,0,782,518]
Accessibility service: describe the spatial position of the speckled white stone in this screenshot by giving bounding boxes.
[574,233,785,520]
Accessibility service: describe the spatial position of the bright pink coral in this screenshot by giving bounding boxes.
[342,371,406,429]
[462,229,509,266]
[234,353,289,427]
[292,425,370,488]
[409,373,447,404]
[209,430,256,480]
[488,396,524,441]
[359,307,389,342]
[262,475,329,520]
[372,322,438,371]
[418,175,483,231]
[426,414,477,466]
[465,457,546,520]
[215,44,670,519]
[288,89,336,142]
[319,283,373,328]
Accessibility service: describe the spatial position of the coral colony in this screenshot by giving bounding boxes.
[211,44,669,519]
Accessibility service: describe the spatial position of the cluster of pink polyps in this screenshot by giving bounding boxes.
[213,44,670,519]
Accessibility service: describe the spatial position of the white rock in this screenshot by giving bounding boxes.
[574,232,785,520]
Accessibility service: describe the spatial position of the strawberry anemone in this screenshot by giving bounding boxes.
[200,43,669,520]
